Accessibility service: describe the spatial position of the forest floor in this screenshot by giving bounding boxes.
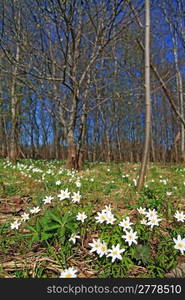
[0,159,185,278]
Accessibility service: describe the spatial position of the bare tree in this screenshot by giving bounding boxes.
[161,4,185,162]
[137,0,151,190]
[8,1,21,161]
[0,0,184,165]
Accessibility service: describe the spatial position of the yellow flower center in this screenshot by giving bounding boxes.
[65,273,73,278]
[101,246,107,251]
[177,242,183,248]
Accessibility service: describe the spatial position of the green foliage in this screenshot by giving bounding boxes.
[25,209,77,246]
[134,245,151,264]
[103,183,118,195]
[0,160,185,278]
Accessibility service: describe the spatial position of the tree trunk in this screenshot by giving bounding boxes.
[180,79,185,162]
[9,72,19,162]
[66,130,77,170]
[163,4,185,162]
[77,104,87,169]
[8,7,20,162]
[137,0,151,190]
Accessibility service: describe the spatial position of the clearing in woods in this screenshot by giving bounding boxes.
[0,159,185,278]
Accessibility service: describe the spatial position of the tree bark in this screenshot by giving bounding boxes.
[66,131,77,170]
[8,5,21,162]
[137,0,151,190]
[164,9,185,162]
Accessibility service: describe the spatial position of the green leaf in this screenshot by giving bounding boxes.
[134,245,151,264]
[44,223,61,231]
[40,232,53,241]
[48,211,63,224]
[31,233,40,243]
[39,215,51,227]
[58,227,65,236]
[26,224,37,233]
[65,223,75,231]
[36,220,42,232]
[61,212,72,224]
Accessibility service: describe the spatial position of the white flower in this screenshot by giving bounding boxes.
[56,180,61,185]
[42,195,54,204]
[89,239,102,253]
[76,212,87,223]
[46,169,52,174]
[133,179,137,186]
[107,244,125,263]
[140,218,148,225]
[90,178,94,182]
[147,216,162,228]
[97,241,108,258]
[95,211,107,223]
[71,191,81,203]
[122,229,138,246]
[122,174,129,178]
[137,207,146,215]
[174,211,185,222]
[160,179,167,185]
[10,220,21,230]
[69,233,80,244]
[145,208,158,219]
[58,188,71,200]
[119,217,133,231]
[21,213,30,222]
[30,206,41,214]
[105,212,116,225]
[173,235,185,255]
[59,267,78,278]
[75,180,81,188]
[166,192,172,196]
[107,168,110,172]
[102,205,112,214]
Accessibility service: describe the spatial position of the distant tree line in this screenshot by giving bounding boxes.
[0,0,184,168]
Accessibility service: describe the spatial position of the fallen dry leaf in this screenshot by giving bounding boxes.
[130,266,148,276]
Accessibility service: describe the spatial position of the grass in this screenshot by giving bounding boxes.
[0,158,185,278]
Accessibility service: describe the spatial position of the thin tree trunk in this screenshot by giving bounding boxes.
[163,4,185,162]
[9,51,20,161]
[130,0,185,128]
[179,76,185,162]
[77,105,87,169]
[137,0,151,190]
[116,128,122,161]
[8,6,21,162]
[76,73,90,169]
[150,124,155,162]
[0,86,6,157]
